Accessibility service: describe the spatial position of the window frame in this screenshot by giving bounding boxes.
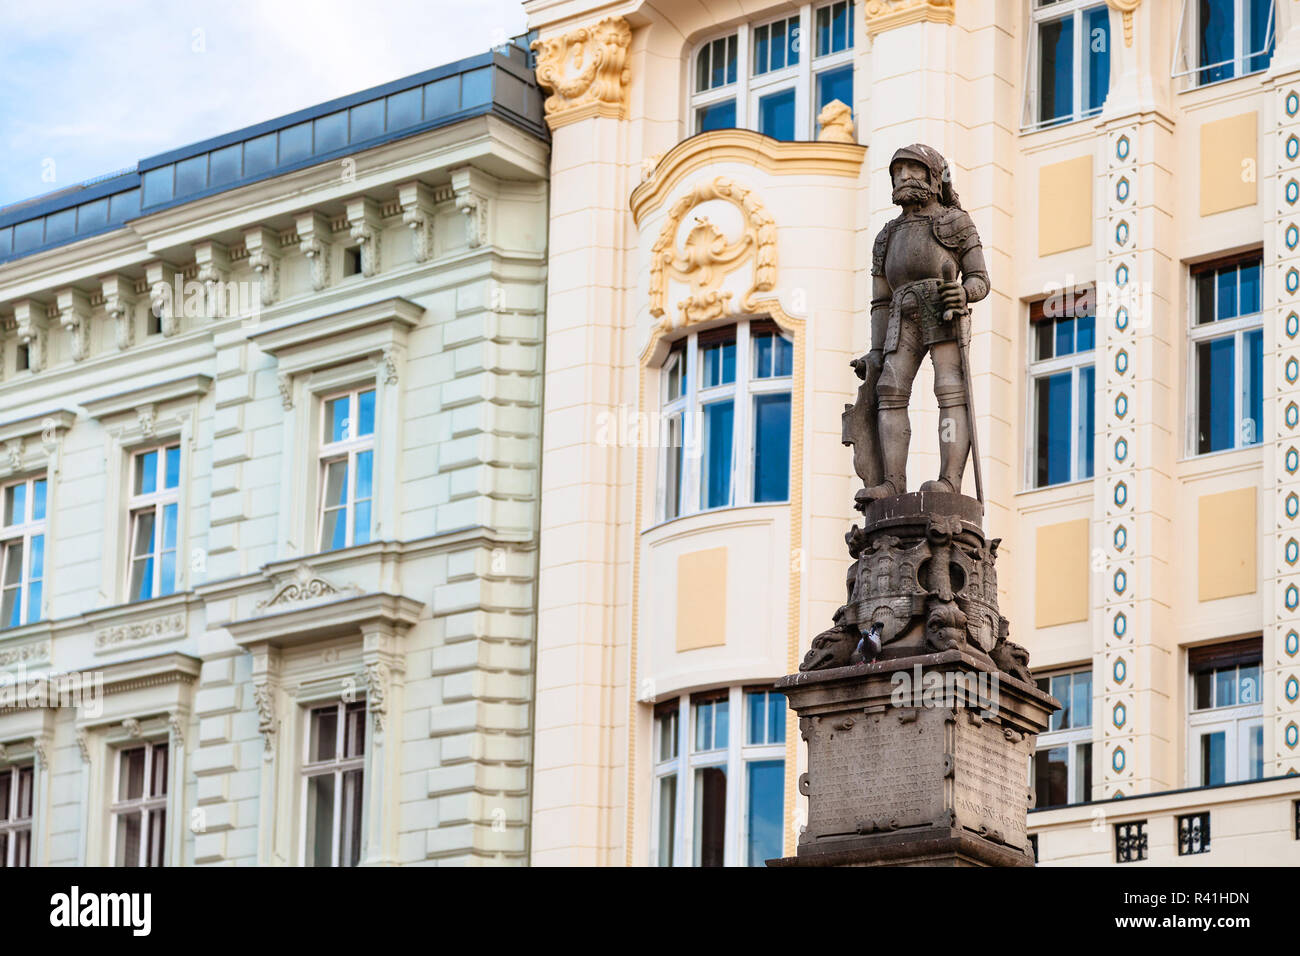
[1031,666,1094,807]
[298,699,367,868]
[1172,0,1276,89]
[0,474,47,630]
[1026,299,1096,489]
[108,740,169,868]
[0,763,34,867]
[1021,0,1113,131]
[1186,255,1264,458]
[125,444,182,603]
[656,319,794,523]
[315,386,377,553]
[687,1,855,142]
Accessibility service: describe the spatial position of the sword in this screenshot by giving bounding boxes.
[941,260,983,504]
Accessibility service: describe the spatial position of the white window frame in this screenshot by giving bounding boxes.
[649,686,786,867]
[657,320,794,523]
[1187,258,1264,457]
[687,1,856,142]
[126,444,181,603]
[1026,309,1096,488]
[1,474,46,629]
[108,740,169,867]
[1187,660,1265,787]
[316,386,376,552]
[299,699,367,867]
[1172,0,1275,88]
[0,763,34,867]
[1021,0,1113,131]
[1030,667,1093,807]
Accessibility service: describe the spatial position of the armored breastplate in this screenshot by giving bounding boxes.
[882,217,961,291]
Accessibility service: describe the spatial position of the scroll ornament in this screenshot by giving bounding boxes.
[532,17,632,126]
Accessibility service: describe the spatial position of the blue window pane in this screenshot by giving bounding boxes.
[1200,731,1226,785]
[209,144,242,186]
[747,692,765,744]
[1196,336,1236,453]
[1248,0,1274,73]
[817,64,854,113]
[1073,668,1092,727]
[355,450,374,502]
[1239,261,1260,314]
[1078,365,1095,479]
[460,68,491,108]
[754,334,773,378]
[768,692,785,742]
[769,19,788,71]
[695,99,736,133]
[0,227,11,256]
[1035,372,1073,486]
[753,393,791,502]
[77,199,109,234]
[29,534,43,581]
[1084,4,1111,113]
[701,400,734,509]
[174,155,208,196]
[754,24,769,75]
[1247,723,1264,778]
[135,557,155,602]
[702,341,736,386]
[746,759,784,867]
[44,209,75,244]
[32,480,46,521]
[162,502,178,551]
[160,551,176,596]
[314,110,348,154]
[1199,0,1236,84]
[165,446,181,489]
[1038,17,1074,123]
[424,77,459,118]
[386,88,422,130]
[26,581,41,625]
[711,37,732,88]
[1217,267,1237,320]
[326,396,350,443]
[108,189,141,224]
[141,166,174,207]
[357,389,376,436]
[137,451,158,495]
[1244,328,1263,446]
[8,484,26,525]
[1055,316,1075,357]
[243,133,277,176]
[758,88,796,141]
[1076,313,1095,351]
[5,587,21,628]
[279,122,313,165]
[354,498,372,546]
[12,219,43,252]
[350,100,385,143]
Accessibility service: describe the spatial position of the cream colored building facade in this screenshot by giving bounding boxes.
[525,0,1300,866]
[0,43,548,866]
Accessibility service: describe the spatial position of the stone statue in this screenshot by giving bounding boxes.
[843,144,990,507]
[803,144,1031,680]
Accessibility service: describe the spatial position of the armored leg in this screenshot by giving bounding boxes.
[858,332,923,502]
[920,340,969,494]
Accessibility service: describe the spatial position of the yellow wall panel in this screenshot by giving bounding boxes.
[1037,156,1093,256]
[676,547,727,651]
[1035,519,1090,628]
[1200,111,1257,216]
[1198,488,1257,601]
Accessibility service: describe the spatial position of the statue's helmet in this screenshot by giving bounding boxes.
[888,144,961,208]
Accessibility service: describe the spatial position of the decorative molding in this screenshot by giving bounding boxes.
[13,299,49,372]
[0,641,50,668]
[630,129,866,225]
[1106,0,1141,47]
[531,16,632,129]
[398,181,436,263]
[381,346,401,385]
[253,681,277,757]
[32,735,48,770]
[863,0,956,37]
[257,562,348,610]
[817,99,856,144]
[244,226,281,306]
[94,612,186,653]
[122,717,143,738]
[101,274,137,351]
[167,710,185,747]
[76,730,90,764]
[145,261,181,337]
[277,373,294,410]
[345,197,383,277]
[363,661,389,731]
[56,288,91,362]
[451,166,491,249]
[193,240,231,317]
[297,211,332,292]
[648,177,777,332]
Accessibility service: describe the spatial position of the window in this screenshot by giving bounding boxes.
[1178,811,1211,855]
[318,388,376,551]
[1031,667,1093,808]
[1190,255,1263,455]
[1114,819,1147,862]
[343,245,363,277]
[1,475,46,629]
[1173,0,1274,87]
[1023,0,1111,129]
[650,687,786,867]
[111,742,168,867]
[0,765,34,867]
[1187,638,1264,786]
[1029,295,1095,487]
[659,320,793,521]
[302,701,366,867]
[689,1,855,141]
[127,445,180,602]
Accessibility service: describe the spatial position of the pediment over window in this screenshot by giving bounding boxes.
[246,296,423,378]
[0,408,76,477]
[227,590,423,650]
[257,562,362,611]
[81,374,212,423]
[71,651,201,728]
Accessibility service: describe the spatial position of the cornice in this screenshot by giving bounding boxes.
[246,295,424,370]
[863,0,955,37]
[0,408,76,446]
[80,373,213,421]
[630,130,866,225]
[76,651,202,698]
[225,591,425,649]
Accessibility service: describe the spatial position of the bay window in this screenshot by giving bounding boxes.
[1,475,45,629]
[0,764,34,867]
[1029,296,1095,487]
[127,446,180,602]
[318,387,376,551]
[659,320,793,522]
[302,700,366,867]
[690,1,855,141]
[1024,0,1111,129]
[1031,666,1093,807]
[1187,638,1264,787]
[650,686,786,867]
[111,741,168,867]
[1189,254,1263,455]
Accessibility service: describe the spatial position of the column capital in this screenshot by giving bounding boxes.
[532,16,632,129]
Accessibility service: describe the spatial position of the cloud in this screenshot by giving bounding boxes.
[0,0,529,207]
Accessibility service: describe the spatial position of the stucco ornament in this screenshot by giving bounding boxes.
[1106,0,1140,47]
[863,0,955,37]
[817,99,856,143]
[649,177,777,332]
[532,16,632,128]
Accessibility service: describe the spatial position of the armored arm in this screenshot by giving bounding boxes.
[959,243,989,306]
[869,273,891,357]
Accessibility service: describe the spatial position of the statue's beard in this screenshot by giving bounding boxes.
[892,181,934,206]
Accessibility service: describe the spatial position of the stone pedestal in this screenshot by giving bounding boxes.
[769,650,1058,867]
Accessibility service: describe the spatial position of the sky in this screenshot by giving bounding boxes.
[0,0,530,208]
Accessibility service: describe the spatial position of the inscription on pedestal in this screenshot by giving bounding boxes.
[951,717,1031,843]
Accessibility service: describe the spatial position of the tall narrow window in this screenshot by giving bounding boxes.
[1187,638,1264,786]
[0,764,34,867]
[111,741,168,867]
[1025,0,1111,129]
[651,701,681,867]
[303,700,366,867]
[1190,254,1263,455]
[128,446,180,602]
[1,475,46,629]
[1029,294,1095,487]
[1174,0,1275,86]
[657,320,792,523]
[318,387,376,551]
[1031,667,1093,807]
